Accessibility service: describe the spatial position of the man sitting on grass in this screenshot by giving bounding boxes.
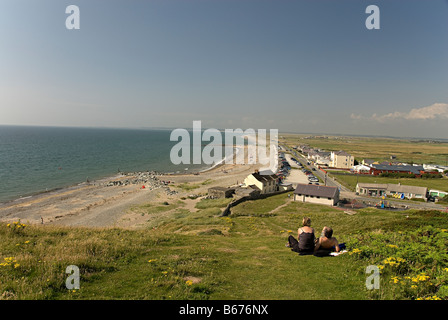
[313,226,345,257]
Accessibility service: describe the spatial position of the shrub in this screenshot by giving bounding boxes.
[421,173,443,179]
[6,220,26,234]
[379,172,415,178]
[346,225,448,300]
[438,195,448,204]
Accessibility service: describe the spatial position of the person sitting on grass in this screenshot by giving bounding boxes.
[286,217,315,255]
[313,226,345,257]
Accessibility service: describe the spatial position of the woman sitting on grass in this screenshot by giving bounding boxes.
[286,217,315,255]
[314,226,345,257]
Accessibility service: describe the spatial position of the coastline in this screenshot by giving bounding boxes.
[0,158,260,228]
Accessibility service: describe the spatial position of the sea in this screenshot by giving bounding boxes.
[0,125,212,203]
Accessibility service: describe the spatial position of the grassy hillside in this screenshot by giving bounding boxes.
[1,194,448,300]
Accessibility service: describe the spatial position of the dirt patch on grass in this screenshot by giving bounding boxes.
[184,276,202,284]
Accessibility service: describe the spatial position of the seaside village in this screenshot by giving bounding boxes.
[206,143,448,214]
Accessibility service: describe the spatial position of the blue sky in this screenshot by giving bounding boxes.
[1,0,447,138]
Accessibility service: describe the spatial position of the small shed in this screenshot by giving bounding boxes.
[207,187,235,199]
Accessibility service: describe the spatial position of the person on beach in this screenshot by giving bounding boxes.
[286,217,315,255]
[313,226,345,257]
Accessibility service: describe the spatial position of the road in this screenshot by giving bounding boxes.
[281,145,350,192]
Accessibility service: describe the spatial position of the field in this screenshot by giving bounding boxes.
[329,173,448,193]
[280,134,448,165]
[2,193,448,301]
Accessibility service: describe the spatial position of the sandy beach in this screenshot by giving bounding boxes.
[0,161,261,229]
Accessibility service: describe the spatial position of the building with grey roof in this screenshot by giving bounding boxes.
[293,183,340,206]
[356,183,427,200]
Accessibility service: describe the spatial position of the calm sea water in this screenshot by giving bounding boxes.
[0,126,208,203]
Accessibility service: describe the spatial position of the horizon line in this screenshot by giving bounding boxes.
[1,123,447,142]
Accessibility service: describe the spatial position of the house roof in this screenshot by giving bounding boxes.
[357,183,427,195]
[333,150,351,157]
[251,172,278,183]
[357,183,388,190]
[370,164,424,174]
[293,184,339,198]
[316,151,331,158]
[387,184,427,195]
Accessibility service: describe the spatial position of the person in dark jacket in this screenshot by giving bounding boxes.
[286,217,316,255]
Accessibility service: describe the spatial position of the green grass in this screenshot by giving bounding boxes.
[280,134,448,165]
[2,193,448,300]
[194,198,233,210]
[200,179,214,186]
[131,201,183,216]
[330,173,448,192]
[174,183,201,192]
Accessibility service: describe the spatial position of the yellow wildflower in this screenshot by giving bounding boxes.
[391,276,400,284]
[417,296,441,300]
[349,248,361,255]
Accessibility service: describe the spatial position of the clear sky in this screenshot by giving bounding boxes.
[1,0,447,138]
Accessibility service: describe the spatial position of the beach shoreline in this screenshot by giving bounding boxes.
[0,159,260,228]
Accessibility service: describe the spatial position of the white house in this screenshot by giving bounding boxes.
[243,170,278,194]
[330,151,354,169]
